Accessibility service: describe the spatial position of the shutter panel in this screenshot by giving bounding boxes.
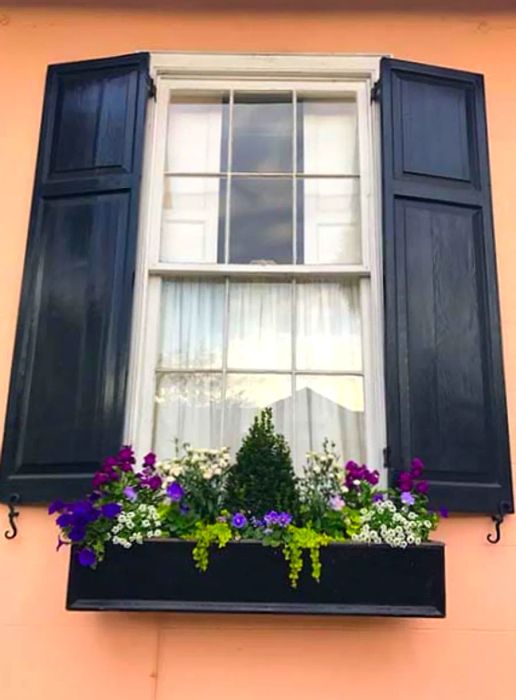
[381,58,513,514]
[0,53,150,503]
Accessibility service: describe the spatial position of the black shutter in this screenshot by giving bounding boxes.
[381,58,513,514]
[0,53,150,503]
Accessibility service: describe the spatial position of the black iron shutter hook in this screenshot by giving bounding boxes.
[4,493,20,540]
[487,501,511,544]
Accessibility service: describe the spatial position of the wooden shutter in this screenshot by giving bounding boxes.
[0,53,150,503]
[381,58,513,514]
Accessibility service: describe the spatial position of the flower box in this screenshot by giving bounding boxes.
[67,539,445,617]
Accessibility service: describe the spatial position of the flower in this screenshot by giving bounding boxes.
[263,511,292,528]
[101,502,122,519]
[77,548,96,567]
[92,471,110,489]
[48,499,65,515]
[329,495,345,511]
[415,480,429,495]
[143,452,157,467]
[140,474,162,490]
[117,446,135,462]
[231,513,248,529]
[410,458,424,478]
[400,491,415,506]
[439,506,449,518]
[68,526,86,542]
[398,471,413,491]
[123,486,138,502]
[166,481,184,502]
[56,513,73,528]
[372,493,384,503]
[277,512,292,527]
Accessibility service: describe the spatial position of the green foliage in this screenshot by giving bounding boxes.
[281,526,333,588]
[226,408,299,517]
[189,521,232,572]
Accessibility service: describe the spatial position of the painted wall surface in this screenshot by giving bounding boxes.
[2,3,516,698]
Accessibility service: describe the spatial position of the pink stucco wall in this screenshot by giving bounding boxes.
[2,3,516,698]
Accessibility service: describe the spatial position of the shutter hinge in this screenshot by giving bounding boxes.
[147,75,157,101]
[383,446,391,470]
[371,80,381,103]
[4,493,20,540]
[487,500,511,544]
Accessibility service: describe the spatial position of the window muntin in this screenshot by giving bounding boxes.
[133,73,383,474]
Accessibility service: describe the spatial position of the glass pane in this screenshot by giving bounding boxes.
[296,281,362,371]
[224,374,292,457]
[295,375,365,464]
[154,373,223,457]
[159,280,225,370]
[232,93,293,173]
[166,95,228,173]
[299,97,359,175]
[229,177,292,263]
[228,282,292,370]
[161,177,225,263]
[299,178,361,264]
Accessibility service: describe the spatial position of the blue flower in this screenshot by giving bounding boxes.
[166,481,184,502]
[123,486,138,502]
[400,491,415,506]
[231,513,248,529]
[77,548,96,567]
[68,526,86,542]
[101,503,122,519]
[48,499,65,515]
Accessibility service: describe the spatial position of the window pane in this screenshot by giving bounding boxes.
[161,176,225,263]
[299,97,359,175]
[300,178,361,264]
[229,177,292,263]
[296,281,362,371]
[224,374,292,457]
[166,95,228,173]
[159,280,225,369]
[228,282,292,370]
[295,375,365,464]
[154,373,223,457]
[232,93,292,173]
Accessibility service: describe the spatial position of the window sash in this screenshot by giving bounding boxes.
[127,60,385,480]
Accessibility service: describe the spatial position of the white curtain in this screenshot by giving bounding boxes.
[159,280,225,369]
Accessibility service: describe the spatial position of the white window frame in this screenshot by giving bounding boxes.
[125,52,386,478]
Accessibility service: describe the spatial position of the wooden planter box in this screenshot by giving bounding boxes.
[67,540,445,617]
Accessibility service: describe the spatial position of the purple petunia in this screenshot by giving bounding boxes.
[372,493,384,503]
[140,474,162,491]
[415,480,429,495]
[439,506,449,518]
[68,526,86,542]
[143,452,157,467]
[48,499,65,515]
[166,481,184,502]
[101,502,122,519]
[231,512,248,529]
[77,548,96,567]
[410,458,424,478]
[400,491,415,506]
[263,511,292,528]
[123,486,138,502]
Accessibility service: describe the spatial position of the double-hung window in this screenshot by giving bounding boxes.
[129,61,385,472]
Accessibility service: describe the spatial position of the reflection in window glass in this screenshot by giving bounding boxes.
[228,282,292,370]
[295,375,365,464]
[296,281,362,371]
[301,178,361,264]
[154,373,223,457]
[232,93,293,173]
[161,177,225,263]
[299,98,359,175]
[224,374,292,457]
[159,280,225,370]
[229,177,292,263]
[166,96,228,173]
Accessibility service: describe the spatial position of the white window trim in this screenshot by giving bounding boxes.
[125,52,386,479]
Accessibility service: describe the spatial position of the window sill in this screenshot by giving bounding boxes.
[67,540,445,617]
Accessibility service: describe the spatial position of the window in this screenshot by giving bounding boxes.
[128,60,385,472]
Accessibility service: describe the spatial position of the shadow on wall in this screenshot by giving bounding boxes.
[7,0,516,13]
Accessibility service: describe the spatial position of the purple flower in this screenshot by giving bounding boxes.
[366,470,380,486]
[180,503,190,515]
[439,506,449,518]
[277,512,292,527]
[231,513,248,529]
[102,456,119,470]
[140,474,162,491]
[56,513,73,528]
[92,471,109,489]
[415,480,429,495]
[101,502,122,519]
[143,452,157,467]
[77,548,96,567]
[264,511,279,527]
[372,493,384,503]
[400,491,415,506]
[117,446,134,462]
[68,526,86,542]
[123,486,138,502]
[166,481,184,502]
[251,517,264,528]
[398,471,413,491]
[48,499,65,515]
[329,495,345,511]
[410,458,424,478]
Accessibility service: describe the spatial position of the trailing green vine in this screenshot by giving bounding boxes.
[189,521,232,572]
[282,526,332,588]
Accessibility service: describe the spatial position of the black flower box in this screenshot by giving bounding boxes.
[67,540,445,617]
